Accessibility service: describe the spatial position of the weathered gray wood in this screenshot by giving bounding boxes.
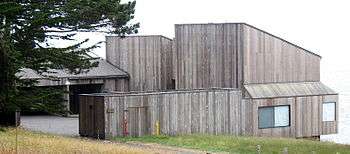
[322,95,338,134]
[241,24,321,84]
[174,23,321,89]
[174,24,242,89]
[106,36,173,91]
[79,96,105,138]
[80,23,338,140]
[80,91,338,139]
[83,89,241,138]
[241,94,338,138]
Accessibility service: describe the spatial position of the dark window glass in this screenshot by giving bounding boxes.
[258,107,274,128]
[258,105,290,129]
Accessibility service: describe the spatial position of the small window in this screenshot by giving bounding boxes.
[258,105,290,129]
[167,79,176,90]
[323,102,336,121]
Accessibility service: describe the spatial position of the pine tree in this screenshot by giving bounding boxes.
[0,0,139,113]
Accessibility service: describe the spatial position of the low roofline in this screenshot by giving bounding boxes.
[105,60,130,78]
[22,74,128,80]
[175,22,321,58]
[18,58,130,80]
[80,87,240,97]
[66,75,129,80]
[106,35,173,41]
[244,81,337,99]
[245,94,339,100]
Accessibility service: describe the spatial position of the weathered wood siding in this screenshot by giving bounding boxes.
[106,36,173,91]
[102,89,242,138]
[103,78,129,92]
[79,95,105,139]
[242,24,321,84]
[80,92,337,138]
[244,95,338,138]
[174,23,321,88]
[174,24,243,89]
[322,95,338,134]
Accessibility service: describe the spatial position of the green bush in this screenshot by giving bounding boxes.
[16,86,66,115]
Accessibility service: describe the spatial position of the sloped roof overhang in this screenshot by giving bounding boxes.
[244,82,337,99]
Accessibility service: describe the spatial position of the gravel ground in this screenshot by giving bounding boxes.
[21,115,79,136]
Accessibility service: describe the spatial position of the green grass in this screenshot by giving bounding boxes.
[2,127,349,154]
[114,134,350,154]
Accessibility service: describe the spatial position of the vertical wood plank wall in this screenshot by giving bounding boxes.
[82,23,337,139]
[244,95,338,138]
[80,93,338,138]
[174,24,243,89]
[79,95,105,138]
[106,36,173,91]
[103,89,242,138]
[241,24,321,84]
[174,23,321,89]
[322,95,339,134]
[102,78,129,92]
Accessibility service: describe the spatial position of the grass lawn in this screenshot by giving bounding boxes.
[2,127,349,154]
[0,127,149,154]
[115,134,350,154]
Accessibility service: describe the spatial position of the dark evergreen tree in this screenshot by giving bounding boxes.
[0,0,139,114]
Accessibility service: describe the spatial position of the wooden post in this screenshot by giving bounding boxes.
[15,126,18,154]
[155,121,160,135]
[64,80,71,116]
[15,110,20,154]
[123,109,128,136]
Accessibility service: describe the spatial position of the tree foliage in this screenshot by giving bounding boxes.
[16,86,66,115]
[0,0,139,113]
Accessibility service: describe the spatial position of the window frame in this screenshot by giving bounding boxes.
[322,102,336,122]
[258,105,291,129]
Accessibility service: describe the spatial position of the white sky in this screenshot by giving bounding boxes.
[52,0,350,91]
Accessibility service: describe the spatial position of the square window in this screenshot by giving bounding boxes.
[258,107,274,128]
[274,106,290,127]
[323,102,336,121]
[258,105,290,129]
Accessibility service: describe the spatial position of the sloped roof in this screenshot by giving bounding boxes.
[244,82,337,99]
[17,58,128,80]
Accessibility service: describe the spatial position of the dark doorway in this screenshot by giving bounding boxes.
[69,84,103,114]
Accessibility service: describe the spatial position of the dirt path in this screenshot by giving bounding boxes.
[106,140,210,154]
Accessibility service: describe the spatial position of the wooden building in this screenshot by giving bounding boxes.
[106,35,173,91]
[18,58,129,114]
[80,23,338,139]
[174,23,320,89]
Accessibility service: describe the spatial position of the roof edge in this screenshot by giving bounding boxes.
[244,81,338,99]
[248,93,339,99]
[242,23,322,58]
[106,35,173,41]
[104,60,130,78]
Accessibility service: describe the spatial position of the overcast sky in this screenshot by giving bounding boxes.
[54,0,350,91]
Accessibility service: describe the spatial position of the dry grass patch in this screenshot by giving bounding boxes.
[0,127,150,154]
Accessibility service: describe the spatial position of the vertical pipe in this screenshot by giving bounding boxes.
[123,119,128,136]
[123,110,128,136]
[155,120,160,135]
